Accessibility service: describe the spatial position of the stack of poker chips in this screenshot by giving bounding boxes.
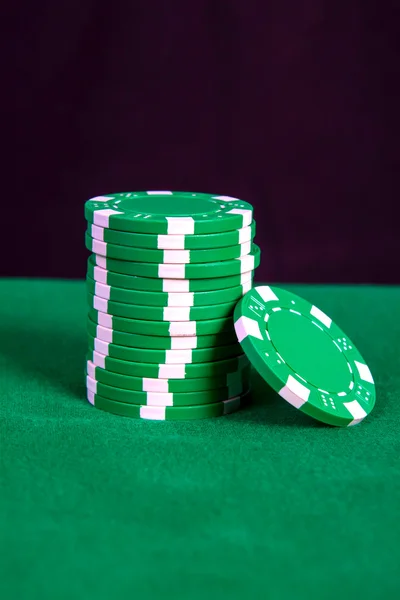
[84,191,260,421]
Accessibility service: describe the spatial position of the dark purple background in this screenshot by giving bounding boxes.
[4,1,399,283]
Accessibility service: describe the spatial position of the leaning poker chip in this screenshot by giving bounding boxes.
[87,318,238,350]
[87,359,251,393]
[90,349,249,379]
[88,257,254,292]
[84,191,253,235]
[234,286,376,427]
[94,244,261,279]
[87,334,242,363]
[86,374,250,406]
[85,232,252,264]
[87,274,251,307]
[88,308,235,336]
[88,291,238,321]
[86,389,251,420]
[88,221,256,250]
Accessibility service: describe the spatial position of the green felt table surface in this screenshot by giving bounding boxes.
[1,279,399,599]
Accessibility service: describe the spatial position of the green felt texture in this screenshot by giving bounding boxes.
[0,279,399,599]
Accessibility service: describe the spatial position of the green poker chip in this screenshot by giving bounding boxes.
[84,191,253,235]
[87,274,251,307]
[86,231,252,263]
[87,317,238,349]
[87,220,256,250]
[86,373,250,406]
[87,333,242,364]
[86,389,251,420]
[87,359,251,393]
[87,256,254,292]
[88,290,238,321]
[93,244,261,279]
[88,308,236,336]
[89,348,249,379]
[234,285,376,427]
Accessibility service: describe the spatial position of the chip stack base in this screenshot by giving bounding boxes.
[84,190,259,420]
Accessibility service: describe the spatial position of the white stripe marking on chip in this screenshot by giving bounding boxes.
[94,338,109,356]
[166,217,195,235]
[354,361,374,384]
[256,286,279,303]
[163,249,190,264]
[158,234,185,250]
[310,305,332,329]
[237,254,255,272]
[162,279,190,292]
[163,306,191,321]
[93,295,108,313]
[95,281,111,300]
[140,406,166,420]
[167,292,194,307]
[91,224,105,241]
[158,263,186,278]
[93,265,108,284]
[169,321,197,336]
[343,400,368,426]
[93,208,122,228]
[171,336,198,349]
[158,364,186,379]
[87,390,95,405]
[146,392,174,407]
[165,349,193,364]
[143,378,169,393]
[234,316,262,342]
[279,375,310,408]
[96,311,113,328]
[239,226,252,244]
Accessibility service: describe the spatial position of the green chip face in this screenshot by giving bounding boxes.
[87,220,256,250]
[86,389,251,420]
[84,191,253,234]
[93,244,261,279]
[88,290,238,321]
[87,333,242,364]
[86,373,250,406]
[234,286,376,427]
[87,359,251,393]
[87,256,254,293]
[85,231,252,263]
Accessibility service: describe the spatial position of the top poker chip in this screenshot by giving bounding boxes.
[234,286,376,427]
[85,191,253,234]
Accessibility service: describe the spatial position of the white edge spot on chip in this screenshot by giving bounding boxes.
[166,217,195,235]
[162,279,190,292]
[86,375,97,394]
[234,315,262,343]
[163,249,190,264]
[238,226,251,244]
[167,292,194,307]
[93,351,106,369]
[93,265,108,284]
[87,360,96,379]
[310,305,332,329]
[213,195,239,202]
[92,239,107,256]
[146,392,174,407]
[256,286,279,304]
[93,296,108,313]
[343,400,368,426]
[94,338,109,356]
[93,208,123,228]
[146,190,173,195]
[240,241,252,256]
[91,224,104,241]
[279,375,310,408]
[158,364,186,379]
[241,280,252,295]
[142,378,169,393]
[158,234,185,250]
[158,263,186,278]
[354,361,374,384]
[97,311,113,328]
[165,349,193,364]
[237,254,255,272]
[171,336,197,349]
[169,321,197,336]
[87,390,95,405]
[95,255,107,269]
[95,281,111,300]
[163,306,191,321]
[140,405,167,420]
[97,324,113,343]
[226,208,252,228]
